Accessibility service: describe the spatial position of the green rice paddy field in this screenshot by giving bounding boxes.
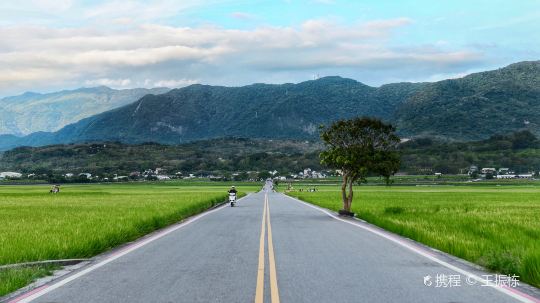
[2,182,539,296]
[288,185,540,287]
[0,182,259,297]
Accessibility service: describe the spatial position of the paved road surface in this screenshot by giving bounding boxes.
[7,182,539,303]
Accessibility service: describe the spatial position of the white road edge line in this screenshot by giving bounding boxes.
[283,194,539,303]
[9,194,252,303]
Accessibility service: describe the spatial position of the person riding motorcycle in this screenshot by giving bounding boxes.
[228,186,237,206]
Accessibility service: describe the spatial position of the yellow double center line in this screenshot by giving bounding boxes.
[255,193,280,303]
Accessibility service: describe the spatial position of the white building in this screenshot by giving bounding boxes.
[0,172,22,179]
[481,168,496,174]
[311,171,326,178]
[468,165,479,175]
[155,168,165,174]
[498,168,511,175]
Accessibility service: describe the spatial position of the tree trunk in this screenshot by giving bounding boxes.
[346,177,354,211]
[341,174,348,211]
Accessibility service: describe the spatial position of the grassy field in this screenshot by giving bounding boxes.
[0,182,260,297]
[287,185,540,288]
[284,175,540,186]
[0,266,57,297]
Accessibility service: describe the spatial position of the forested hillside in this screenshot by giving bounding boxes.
[2,132,539,177]
[1,61,539,150]
[396,61,540,139]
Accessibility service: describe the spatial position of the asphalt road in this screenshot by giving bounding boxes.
[8,182,539,303]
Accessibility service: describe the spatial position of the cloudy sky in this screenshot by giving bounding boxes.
[1,0,539,96]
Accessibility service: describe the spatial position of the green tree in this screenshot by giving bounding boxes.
[511,130,538,150]
[233,172,249,181]
[257,171,272,180]
[320,117,400,215]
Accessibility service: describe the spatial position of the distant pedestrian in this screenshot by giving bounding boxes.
[49,185,60,194]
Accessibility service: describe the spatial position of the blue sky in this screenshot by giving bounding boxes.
[0,0,539,96]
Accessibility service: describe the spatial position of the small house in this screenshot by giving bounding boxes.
[481,168,496,174]
[0,172,22,179]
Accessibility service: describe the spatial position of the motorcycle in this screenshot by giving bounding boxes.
[229,192,237,207]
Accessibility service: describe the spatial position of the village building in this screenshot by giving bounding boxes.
[481,168,497,174]
[0,172,22,179]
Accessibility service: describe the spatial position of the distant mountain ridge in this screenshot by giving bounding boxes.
[0,86,170,135]
[1,60,539,150]
[396,61,540,140]
[0,77,423,150]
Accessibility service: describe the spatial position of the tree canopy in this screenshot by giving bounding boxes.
[320,117,400,213]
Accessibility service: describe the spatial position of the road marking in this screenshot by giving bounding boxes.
[266,194,280,303]
[284,194,540,303]
[254,192,281,303]
[254,194,267,303]
[8,195,248,303]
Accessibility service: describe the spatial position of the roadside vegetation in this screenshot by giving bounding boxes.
[0,138,322,179]
[0,182,258,297]
[2,131,540,181]
[400,130,540,174]
[0,266,57,297]
[287,185,540,287]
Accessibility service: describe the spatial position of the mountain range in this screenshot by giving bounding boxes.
[0,60,539,151]
[0,86,169,135]
[396,61,540,140]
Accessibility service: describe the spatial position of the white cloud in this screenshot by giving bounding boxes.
[0,17,484,95]
[85,78,132,87]
[0,0,227,27]
[112,17,134,25]
[83,0,175,21]
[33,0,73,11]
[473,11,540,31]
[152,79,199,88]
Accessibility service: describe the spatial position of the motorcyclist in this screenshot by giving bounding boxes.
[228,186,237,206]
